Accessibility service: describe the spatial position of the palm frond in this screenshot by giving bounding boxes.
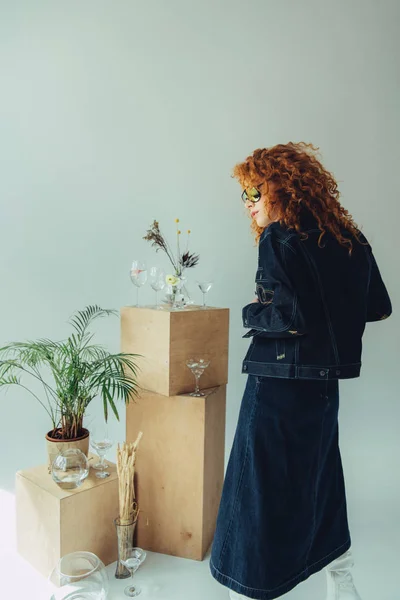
[0,362,20,386]
[102,386,119,421]
[0,362,56,424]
[69,305,117,337]
[79,344,109,363]
[0,341,53,367]
[0,306,141,439]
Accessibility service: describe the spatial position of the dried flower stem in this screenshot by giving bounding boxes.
[177,226,180,273]
[161,226,179,273]
[143,219,199,277]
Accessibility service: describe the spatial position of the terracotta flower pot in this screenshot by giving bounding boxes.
[45,428,90,471]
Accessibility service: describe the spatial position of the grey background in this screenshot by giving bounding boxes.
[0,1,398,598]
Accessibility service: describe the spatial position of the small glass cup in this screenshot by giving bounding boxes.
[186,357,210,396]
[121,547,147,597]
[197,281,213,308]
[90,427,113,479]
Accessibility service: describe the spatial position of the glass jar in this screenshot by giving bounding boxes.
[48,551,109,599]
[164,275,193,309]
[51,448,89,490]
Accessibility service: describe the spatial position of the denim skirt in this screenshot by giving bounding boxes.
[209,375,351,600]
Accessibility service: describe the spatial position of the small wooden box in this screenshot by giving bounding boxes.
[126,384,226,561]
[121,305,229,397]
[15,457,119,577]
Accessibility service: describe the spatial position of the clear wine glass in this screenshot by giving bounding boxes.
[186,357,211,396]
[121,547,147,597]
[149,266,166,309]
[130,261,147,307]
[90,426,113,479]
[197,281,213,308]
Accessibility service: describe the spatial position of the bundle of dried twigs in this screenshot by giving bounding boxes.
[114,432,143,578]
[116,432,143,524]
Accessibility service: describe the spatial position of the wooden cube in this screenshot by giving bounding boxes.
[121,305,229,396]
[15,457,119,577]
[126,384,226,561]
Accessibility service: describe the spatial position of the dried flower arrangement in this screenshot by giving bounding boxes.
[143,219,200,307]
[143,218,199,276]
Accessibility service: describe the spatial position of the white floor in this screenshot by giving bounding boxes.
[0,488,398,600]
[0,546,323,600]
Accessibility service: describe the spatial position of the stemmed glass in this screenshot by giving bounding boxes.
[120,547,147,597]
[90,426,113,479]
[186,358,211,397]
[149,266,166,309]
[197,281,213,308]
[130,261,147,307]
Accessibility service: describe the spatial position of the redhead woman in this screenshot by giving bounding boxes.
[209,142,392,600]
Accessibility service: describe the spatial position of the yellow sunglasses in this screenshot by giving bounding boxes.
[241,186,262,203]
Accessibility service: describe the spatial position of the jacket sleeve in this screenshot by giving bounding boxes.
[242,232,307,339]
[366,248,392,322]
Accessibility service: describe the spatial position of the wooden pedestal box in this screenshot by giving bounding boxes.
[120,305,229,397]
[126,384,226,561]
[15,458,119,577]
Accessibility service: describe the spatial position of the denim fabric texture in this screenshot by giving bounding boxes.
[209,375,351,599]
[210,217,391,598]
[241,217,392,380]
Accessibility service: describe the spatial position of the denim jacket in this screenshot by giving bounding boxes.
[241,217,392,380]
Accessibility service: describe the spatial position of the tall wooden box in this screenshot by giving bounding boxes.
[121,305,229,397]
[15,459,119,577]
[126,384,226,561]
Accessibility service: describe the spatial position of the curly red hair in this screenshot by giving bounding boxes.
[233,142,362,253]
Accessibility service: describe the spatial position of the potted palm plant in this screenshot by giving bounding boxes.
[0,305,141,466]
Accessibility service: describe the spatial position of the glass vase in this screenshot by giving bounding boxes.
[171,281,182,309]
[180,280,193,307]
[114,517,138,579]
[164,275,193,309]
[51,448,89,490]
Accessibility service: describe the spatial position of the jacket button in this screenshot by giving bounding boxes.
[320,370,326,377]
[244,320,248,326]
[243,365,248,371]
[336,370,341,375]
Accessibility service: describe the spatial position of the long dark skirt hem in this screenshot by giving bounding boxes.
[209,374,352,600]
[209,536,351,600]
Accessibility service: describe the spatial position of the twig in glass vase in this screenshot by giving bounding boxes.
[115,434,143,580]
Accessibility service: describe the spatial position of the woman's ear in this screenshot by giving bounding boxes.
[266,200,281,223]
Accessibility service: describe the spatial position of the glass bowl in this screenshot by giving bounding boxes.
[48,550,109,600]
[51,448,89,490]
